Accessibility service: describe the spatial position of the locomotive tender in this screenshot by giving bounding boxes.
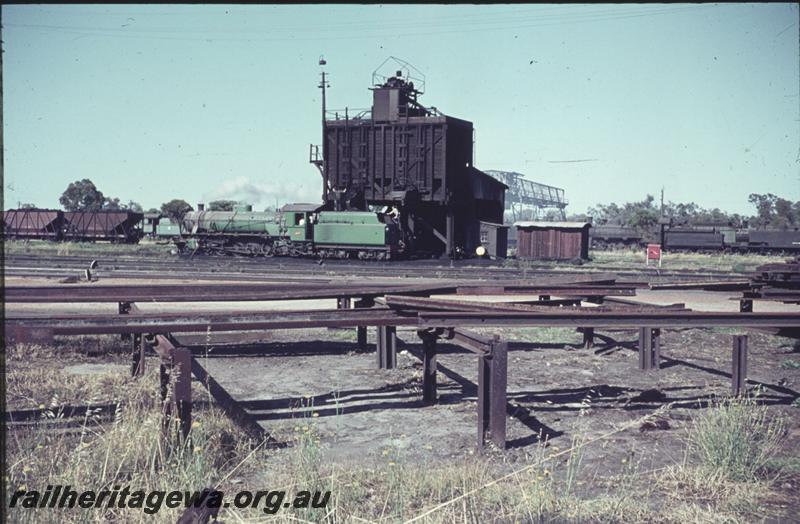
[661,224,800,253]
[588,221,800,253]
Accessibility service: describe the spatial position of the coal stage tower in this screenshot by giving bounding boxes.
[309,57,507,258]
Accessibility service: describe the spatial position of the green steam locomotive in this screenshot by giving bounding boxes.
[163,203,404,260]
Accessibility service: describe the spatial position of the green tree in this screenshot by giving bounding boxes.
[146,208,160,214]
[628,207,659,231]
[103,197,123,210]
[126,201,144,212]
[773,197,797,229]
[208,200,238,211]
[748,193,776,228]
[59,179,105,211]
[160,199,194,222]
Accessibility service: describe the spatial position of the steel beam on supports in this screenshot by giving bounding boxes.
[445,328,493,355]
[5,282,460,303]
[446,209,454,258]
[172,348,193,440]
[119,301,132,341]
[376,326,397,369]
[638,328,661,371]
[148,335,192,441]
[477,336,507,450]
[355,298,375,350]
[6,308,416,338]
[189,358,270,443]
[131,333,145,377]
[418,330,438,404]
[580,327,594,349]
[732,335,748,396]
[418,311,800,329]
[456,286,635,297]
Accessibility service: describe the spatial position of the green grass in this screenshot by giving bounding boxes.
[780,359,800,370]
[687,396,788,482]
[506,327,581,345]
[4,239,175,257]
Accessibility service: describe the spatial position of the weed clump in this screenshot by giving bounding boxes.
[688,396,787,482]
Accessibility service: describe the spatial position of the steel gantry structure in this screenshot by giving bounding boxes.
[484,170,568,222]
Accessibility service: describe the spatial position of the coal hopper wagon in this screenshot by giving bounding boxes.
[2,209,65,240]
[3,208,144,243]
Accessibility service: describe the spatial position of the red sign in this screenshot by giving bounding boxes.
[647,244,662,260]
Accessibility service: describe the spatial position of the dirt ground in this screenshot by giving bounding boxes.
[6,279,800,520]
[192,323,800,467]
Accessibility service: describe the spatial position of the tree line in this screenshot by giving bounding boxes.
[566,193,799,233]
[51,179,245,222]
[19,179,800,233]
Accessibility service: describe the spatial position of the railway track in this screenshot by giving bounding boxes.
[4,253,745,284]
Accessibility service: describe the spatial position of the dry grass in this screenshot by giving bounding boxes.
[4,340,795,523]
[6,340,133,410]
[5,374,254,523]
[505,248,786,273]
[587,249,785,272]
[656,395,790,522]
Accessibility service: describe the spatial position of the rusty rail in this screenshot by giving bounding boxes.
[417,311,800,329]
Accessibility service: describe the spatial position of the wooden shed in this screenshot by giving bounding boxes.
[514,221,591,260]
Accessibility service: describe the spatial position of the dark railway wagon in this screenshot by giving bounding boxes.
[662,229,724,250]
[659,221,739,252]
[63,211,144,243]
[747,229,800,251]
[589,224,642,248]
[2,209,64,240]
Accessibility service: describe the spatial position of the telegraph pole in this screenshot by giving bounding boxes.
[318,57,329,200]
[319,57,329,149]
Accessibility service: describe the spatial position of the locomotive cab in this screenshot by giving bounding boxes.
[280,203,321,243]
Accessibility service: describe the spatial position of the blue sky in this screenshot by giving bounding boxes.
[3,4,798,215]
